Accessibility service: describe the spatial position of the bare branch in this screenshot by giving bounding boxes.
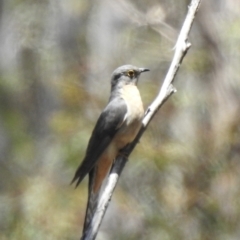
[82,0,202,239]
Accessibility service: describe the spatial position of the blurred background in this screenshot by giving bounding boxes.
[0,0,240,239]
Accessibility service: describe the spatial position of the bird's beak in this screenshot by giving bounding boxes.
[139,68,150,73]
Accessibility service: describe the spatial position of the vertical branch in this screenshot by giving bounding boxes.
[82,0,202,239]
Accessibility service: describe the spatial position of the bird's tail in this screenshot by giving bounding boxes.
[81,169,100,239]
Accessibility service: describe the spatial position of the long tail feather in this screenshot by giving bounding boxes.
[81,169,100,238]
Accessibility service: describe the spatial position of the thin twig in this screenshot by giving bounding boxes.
[82,0,202,239]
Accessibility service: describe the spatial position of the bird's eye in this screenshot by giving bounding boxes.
[127,70,135,78]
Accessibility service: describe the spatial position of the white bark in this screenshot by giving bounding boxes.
[82,0,202,239]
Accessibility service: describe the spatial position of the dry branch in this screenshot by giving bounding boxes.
[82,0,202,239]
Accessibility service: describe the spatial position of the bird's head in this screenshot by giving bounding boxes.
[111,65,149,89]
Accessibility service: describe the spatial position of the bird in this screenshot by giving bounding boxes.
[71,65,149,237]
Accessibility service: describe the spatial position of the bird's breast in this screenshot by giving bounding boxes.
[121,84,144,123]
[113,84,144,148]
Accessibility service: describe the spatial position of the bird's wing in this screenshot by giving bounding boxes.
[71,97,128,187]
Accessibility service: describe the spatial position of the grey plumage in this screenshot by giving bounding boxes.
[72,65,149,238]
